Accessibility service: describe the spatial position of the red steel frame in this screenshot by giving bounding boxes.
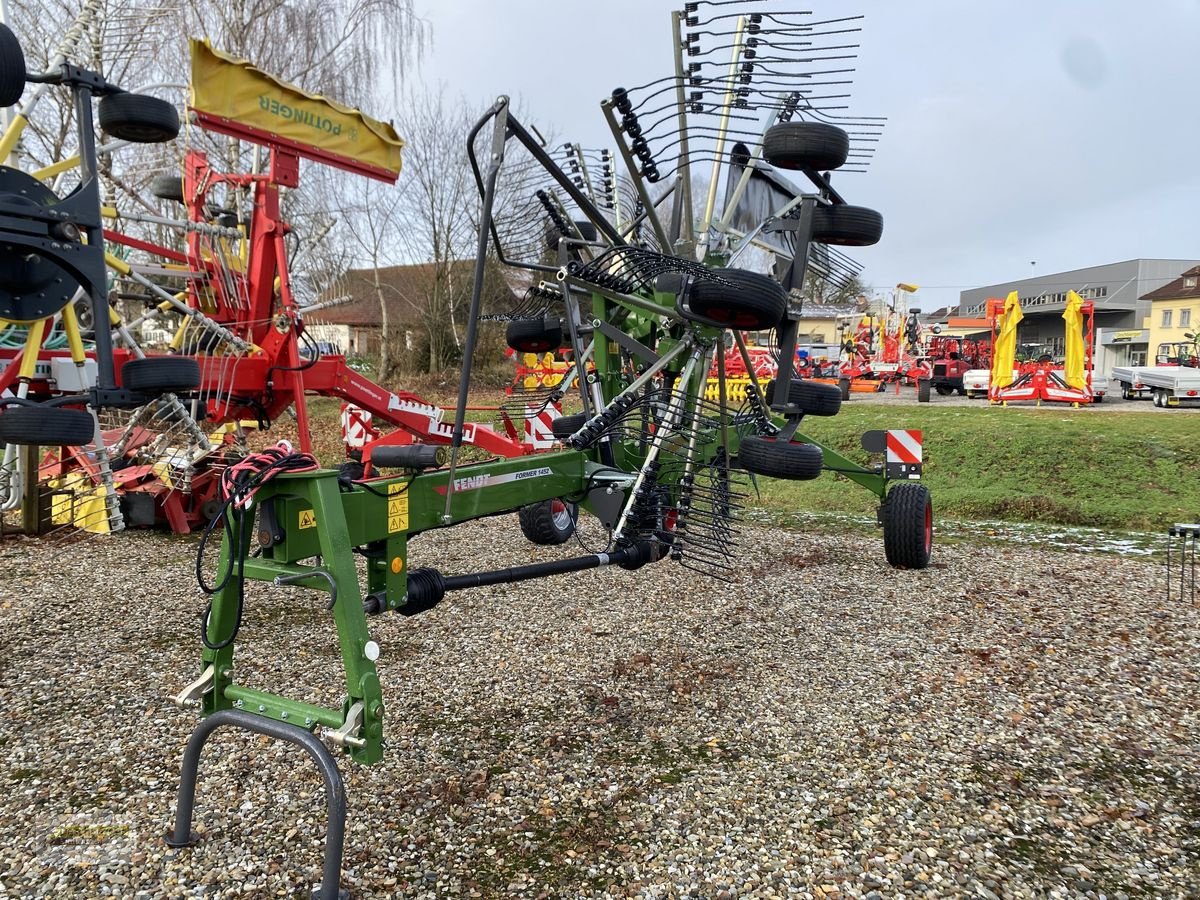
[986,297,1098,405]
[1,129,532,534]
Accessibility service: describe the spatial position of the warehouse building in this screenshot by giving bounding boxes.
[957,259,1200,373]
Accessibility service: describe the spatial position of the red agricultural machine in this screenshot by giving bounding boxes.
[986,292,1101,405]
[1,40,537,535]
[916,334,992,401]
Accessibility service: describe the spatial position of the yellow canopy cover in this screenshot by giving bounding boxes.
[1062,289,1086,389]
[189,39,404,182]
[990,291,1023,389]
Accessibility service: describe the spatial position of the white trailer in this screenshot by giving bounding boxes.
[1111,365,1200,406]
[1110,365,1156,400]
[1131,366,1200,408]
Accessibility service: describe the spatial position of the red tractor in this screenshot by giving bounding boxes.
[923,335,991,398]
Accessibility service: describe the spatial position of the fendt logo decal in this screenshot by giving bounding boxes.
[436,466,554,495]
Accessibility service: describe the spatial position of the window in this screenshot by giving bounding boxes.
[1162,309,1173,327]
[1186,277,1197,289]
[1182,309,1192,328]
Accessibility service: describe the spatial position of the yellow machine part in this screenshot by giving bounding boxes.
[46,473,112,534]
[704,376,751,405]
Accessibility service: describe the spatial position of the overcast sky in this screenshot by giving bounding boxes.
[411,0,1200,312]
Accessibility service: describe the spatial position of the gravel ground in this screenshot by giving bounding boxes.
[0,517,1197,899]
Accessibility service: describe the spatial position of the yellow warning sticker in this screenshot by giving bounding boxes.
[387,483,408,533]
[299,509,317,529]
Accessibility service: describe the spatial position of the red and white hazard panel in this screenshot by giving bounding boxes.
[885,429,922,479]
[340,403,379,450]
[524,402,562,450]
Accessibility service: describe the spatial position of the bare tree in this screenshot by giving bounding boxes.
[330,173,410,377]
[386,85,480,371]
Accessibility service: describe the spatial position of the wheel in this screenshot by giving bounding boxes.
[1092,393,1103,404]
[121,356,201,393]
[505,317,563,352]
[764,378,842,416]
[761,121,850,171]
[882,482,932,569]
[150,174,184,203]
[97,93,180,144]
[1120,384,1133,400]
[688,268,787,330]
[0,23,25,108]
[965,391,976,400]
[837,376,851,400]
[810,204,883,247]
[551,413,587,441]
[518,498,576,545]
[934,384,953,396]
[0,406,94,446]
[917,379,931,403]
[1153,389,1163,408]
[0,167,80,322]
[736,435,823,480]
[956,387,967,396]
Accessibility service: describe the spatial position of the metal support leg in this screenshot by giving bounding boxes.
[165,709,350,900]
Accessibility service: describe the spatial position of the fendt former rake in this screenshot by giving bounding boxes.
[156,5,933,896]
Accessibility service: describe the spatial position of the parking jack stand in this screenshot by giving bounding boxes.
[165,709,350,900]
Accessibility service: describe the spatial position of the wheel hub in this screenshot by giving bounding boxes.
[0,166,80,322]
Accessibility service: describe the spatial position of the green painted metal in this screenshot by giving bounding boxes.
[800,433,889,499]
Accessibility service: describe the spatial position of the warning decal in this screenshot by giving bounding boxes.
[299,509,317,529]
[388,482,409,533]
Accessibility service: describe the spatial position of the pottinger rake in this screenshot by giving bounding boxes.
[3,37,544,536]
[0,19,203,533]
[164,5,932,896]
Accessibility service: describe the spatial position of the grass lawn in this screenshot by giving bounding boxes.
[769,404,1199,531]
[293,392,1198,533]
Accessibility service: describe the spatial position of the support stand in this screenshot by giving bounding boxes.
[1167,523,1199,605]
[165,709,350,900]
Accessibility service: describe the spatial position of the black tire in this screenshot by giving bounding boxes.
[761,122,849,171]
[1120,384,1133,400]
[764,378,842,416]
[551,413,587,440]
[810,204,883,247]
[837,376,851,400]
[917,379,931,403]
[882,482,933,569]
[1092,393,1104,404]
[518,498,576,545]
[506,317,564,353]
[934,384,953,396]
[736,435,823,481]
[121,356,201,393]
[0,406,94,446]
[150,174,184,203]
[97,93,180,144]
[689,268,787,330]
[0,23,25,108]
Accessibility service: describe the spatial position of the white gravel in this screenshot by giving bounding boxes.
[0,518,1197,898]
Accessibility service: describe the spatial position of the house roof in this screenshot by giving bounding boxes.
[1140,266,1200,303]
[313,261,520,327]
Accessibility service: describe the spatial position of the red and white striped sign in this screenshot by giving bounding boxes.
[886,429,923,464]
[524,403,562,450]
[340,403,379,449]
